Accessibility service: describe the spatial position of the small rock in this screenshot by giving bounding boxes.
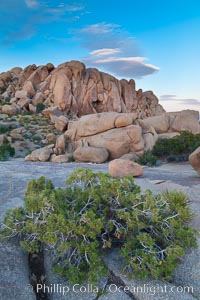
[15,90,28,100]
[9,127,25,140]
[55,115,69,132]
[23,80,35,98]
[29,103,36,113]
[108,159,143,178]
[25,146,53,162]
[55,134,66,154]
[120,153,139,162]
[17,97,31,109]
[41,139,49,145]
[32,92,44,106]
[2,104,20,115]
[42,106,62,120]
[46,133,56,143]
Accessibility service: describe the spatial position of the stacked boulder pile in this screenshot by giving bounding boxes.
[0,60,164,118]
[24,109,200,177]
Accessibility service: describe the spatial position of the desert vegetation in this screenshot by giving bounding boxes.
[1,168,197,284]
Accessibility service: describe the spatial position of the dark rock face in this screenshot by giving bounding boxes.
[0,60,165,118]
[0,241,36,300]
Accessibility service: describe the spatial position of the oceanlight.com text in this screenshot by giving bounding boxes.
[36,283,194,296]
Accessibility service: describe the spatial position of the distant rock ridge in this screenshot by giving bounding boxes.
[0,60,165,118]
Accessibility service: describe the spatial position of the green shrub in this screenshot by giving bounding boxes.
[153,131,200,158]
[20,111,32,116]
[68,154,75,162]
[138,150,157,166]
[36,103,45,114]
[19,116,29,125]
[4,96,11,103]
[0,126,9,134]
[1,169,197,284]
[0,138,15,160]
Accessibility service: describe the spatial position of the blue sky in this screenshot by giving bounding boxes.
[0,0,200,112]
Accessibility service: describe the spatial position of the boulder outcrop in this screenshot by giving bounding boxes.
[73,125,144,159]
[136,110,200,151]
[64,113,144,159]
[0,60,165,118]
[138,110,200,135]
[169,110,200,134]
[22,109,200,164]
[2,61,199,165]
[66,112,137,141]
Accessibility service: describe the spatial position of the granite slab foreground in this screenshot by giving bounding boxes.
[0,159,199,300]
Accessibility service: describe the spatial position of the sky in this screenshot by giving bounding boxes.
[0,0,200,112]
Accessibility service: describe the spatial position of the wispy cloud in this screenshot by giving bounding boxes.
[7,24,36,41]
[160,95,177,100]
[180,99,200,105]
[75,22,159,78]
[63,4,85,12]
[45,4,85,15]
[90,48,121,56]
[160,95,200,105]
[25,0,39,9]
[0,1,86,45]
[80,23,121,35]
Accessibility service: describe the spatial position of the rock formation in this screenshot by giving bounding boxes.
[1,60,200,169]
[22,110,200,167]
[64,112,144,159]
[0,60,165,118]
[137,110,200,135]
[189,146,200,175]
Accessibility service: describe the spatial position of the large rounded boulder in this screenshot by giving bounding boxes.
[108,159,143,178]
[73,146,109,163]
